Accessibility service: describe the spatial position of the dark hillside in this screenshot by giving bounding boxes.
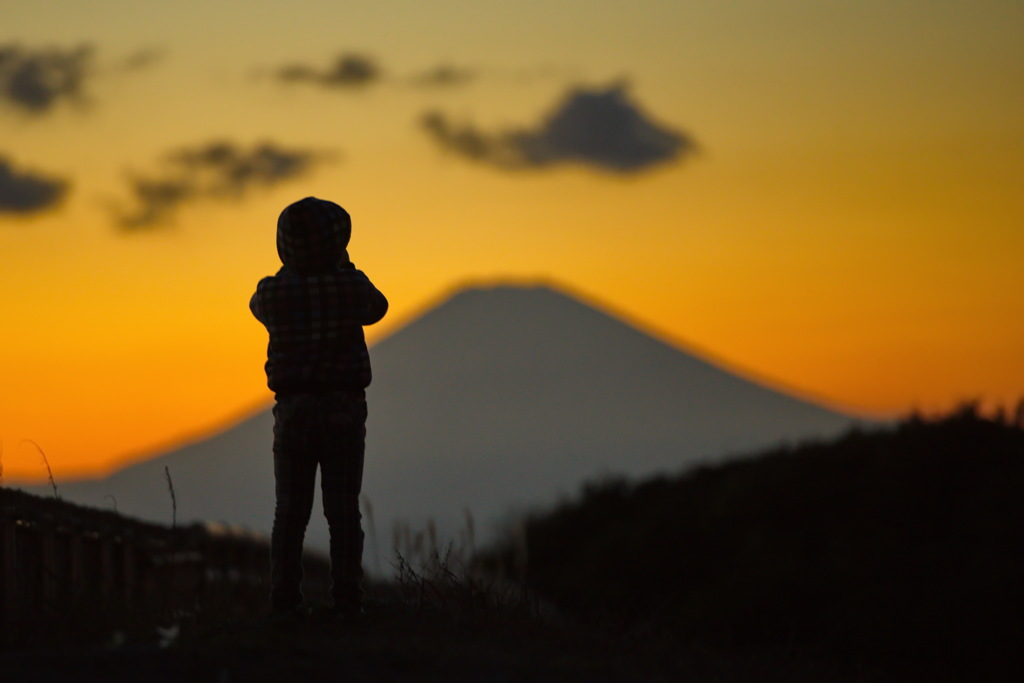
[489,407,1024,679]
[0,487,330,649]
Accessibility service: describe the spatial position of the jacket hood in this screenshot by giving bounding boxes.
[276,197,351,275]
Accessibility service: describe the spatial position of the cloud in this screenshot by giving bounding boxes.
[407,63,566,88]
[0,155,68,215]
[267,54,561,92]
[0,43,93,113]
[275,53,380,88]
[421,83,695,173]
[120,47,164,72]
[115,140,332,230]
[409,64,476,88]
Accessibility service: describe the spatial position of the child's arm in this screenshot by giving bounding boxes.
[249,288,266,324]
[344,267,388,325]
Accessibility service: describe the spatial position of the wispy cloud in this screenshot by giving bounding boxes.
[406,63,565,88]
[0,44,93,114]
[408,64,476,88]
[266,53,563,93]
[0,155,68,215]
[119,47,164,72]
[421,83,695,173]
[274,53,380,88]
[114,140,333,230]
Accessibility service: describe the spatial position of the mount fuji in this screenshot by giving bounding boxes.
[27,283,864,563]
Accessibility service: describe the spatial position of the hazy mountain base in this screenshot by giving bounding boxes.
[481,406,1024,681]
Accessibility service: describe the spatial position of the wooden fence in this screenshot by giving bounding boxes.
[0,487,330,647]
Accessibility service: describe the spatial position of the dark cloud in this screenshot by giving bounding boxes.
[115,141,331,230]
[0,43,93,113]
[116,176,193,230]
[276,53,380,88]
[167,141,323,193]
[421,113,519,166]
[0,155,68,215]
[421,84,695,173]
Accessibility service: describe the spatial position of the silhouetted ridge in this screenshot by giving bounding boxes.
[487,407,1024,677]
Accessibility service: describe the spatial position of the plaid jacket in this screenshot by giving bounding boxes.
[251,264,388,394]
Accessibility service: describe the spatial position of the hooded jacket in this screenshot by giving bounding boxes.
[250,197,388,394]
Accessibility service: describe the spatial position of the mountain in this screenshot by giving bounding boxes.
[27,283,864,566]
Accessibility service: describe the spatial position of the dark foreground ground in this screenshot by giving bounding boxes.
[2,592,959,683]
[0,584,892,683]
[0,590,681,683]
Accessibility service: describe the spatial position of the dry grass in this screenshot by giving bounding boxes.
[21,439,59,498]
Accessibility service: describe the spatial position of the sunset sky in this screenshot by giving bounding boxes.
[2,0,1022,482]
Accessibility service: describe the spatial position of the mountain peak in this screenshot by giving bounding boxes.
[432,279,576,307]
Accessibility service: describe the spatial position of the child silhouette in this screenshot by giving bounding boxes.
[250,197,388,618]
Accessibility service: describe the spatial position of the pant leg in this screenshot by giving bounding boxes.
[318,392,368,610]
[270,397,319,612]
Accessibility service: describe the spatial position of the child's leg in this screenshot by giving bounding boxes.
[270,397,319,613]
[318,392,368,612]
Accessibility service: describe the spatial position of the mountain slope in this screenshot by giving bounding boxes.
[31,283,863,557]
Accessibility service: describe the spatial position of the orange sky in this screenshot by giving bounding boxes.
[2,0,1022,482]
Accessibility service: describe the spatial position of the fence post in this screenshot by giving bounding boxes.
[121,540,138,608]
[68,533,83,598]
[14,522,42,608]
[1,518,18,619]
[100,536,116,601]
[52,529,73,604]
[40,528,58,604]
